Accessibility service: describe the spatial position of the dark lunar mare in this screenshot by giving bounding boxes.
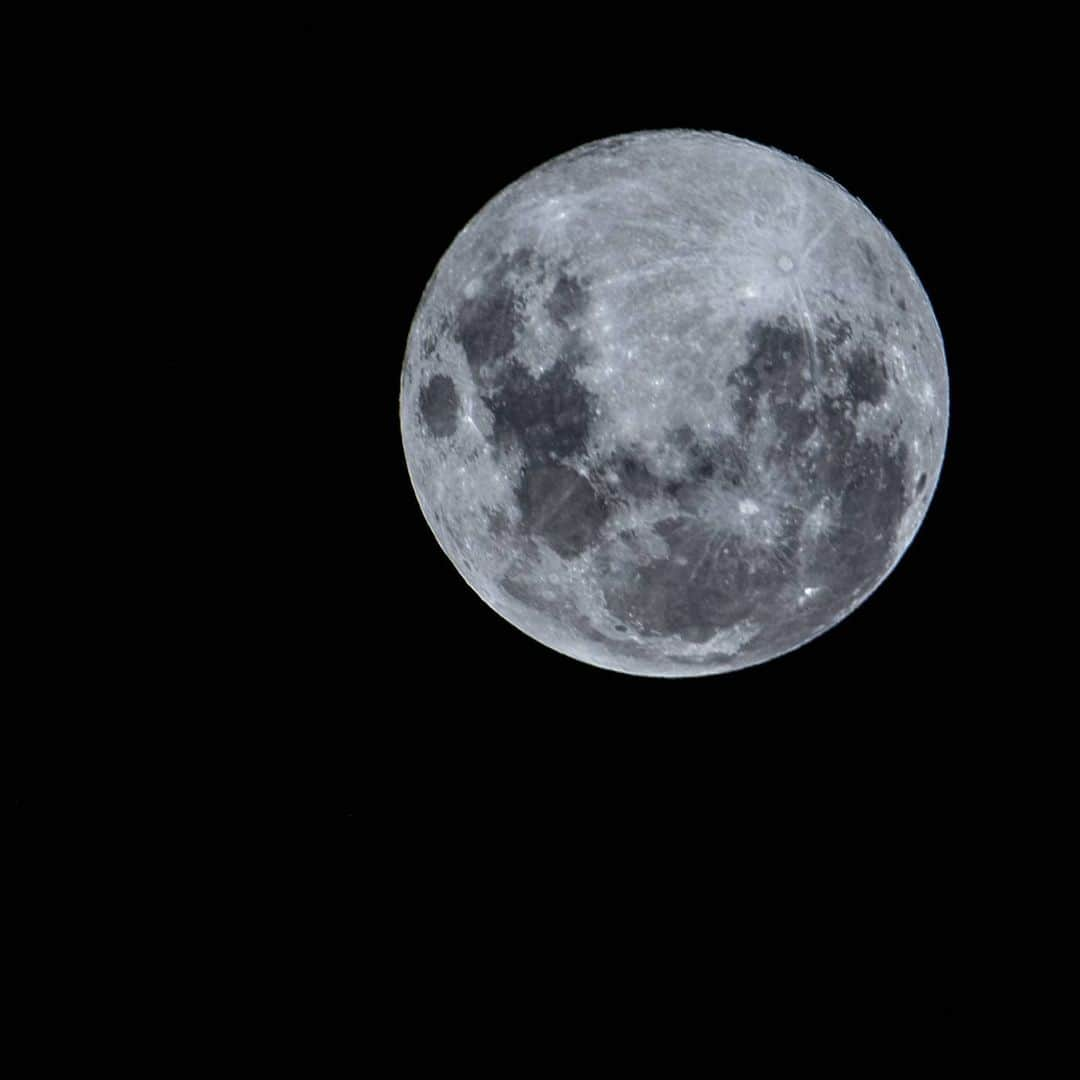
[445,246,910,666]
[418,373,459,438]
[403,133,946,675]
[599,314,910,661]
[453,248,614,563]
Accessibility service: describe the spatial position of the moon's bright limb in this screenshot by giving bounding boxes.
[400,130,948,677]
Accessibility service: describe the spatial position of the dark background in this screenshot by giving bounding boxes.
[257,23,1024,731]
[286,19,1020,899]
[301,18,1032,862]
[47,25,1018,823]
[13,16,1055,1032]
[266,18,1038,1018]
[313,24,995,713]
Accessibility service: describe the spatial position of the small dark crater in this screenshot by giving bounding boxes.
[897,297,908,312]
[418,373,460,438]
[872,315,886,336]
[916,471,928,494]
[846,346,889,406]
[857,238,878,267]
[615,624,627,633]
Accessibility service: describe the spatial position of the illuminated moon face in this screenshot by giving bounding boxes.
[400,130,948,677]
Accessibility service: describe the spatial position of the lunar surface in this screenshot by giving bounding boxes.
[400,130,948,676]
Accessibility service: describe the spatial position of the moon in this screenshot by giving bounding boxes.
[400,130,948,677]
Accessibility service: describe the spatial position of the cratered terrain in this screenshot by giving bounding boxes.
[400,130,948,676]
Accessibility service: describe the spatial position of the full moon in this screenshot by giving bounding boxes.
[400,130,948,676]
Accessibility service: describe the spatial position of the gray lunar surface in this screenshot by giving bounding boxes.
[400,130,948,676]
